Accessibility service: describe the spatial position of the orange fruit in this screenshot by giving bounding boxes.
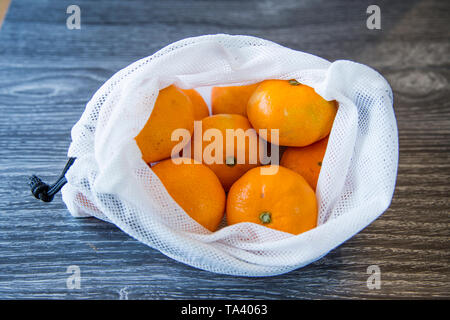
[152,158,225,232]
[226,165,318,235]
[181,88,210,120]
[190,114,260,192]
[211,83,260,116]
[281,136,329,191]
[136,85,194,163]
[247,80,337,147]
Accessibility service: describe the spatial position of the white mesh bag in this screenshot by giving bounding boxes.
[61,34,398,276]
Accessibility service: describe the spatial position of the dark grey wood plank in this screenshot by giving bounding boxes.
[0,0,449,299]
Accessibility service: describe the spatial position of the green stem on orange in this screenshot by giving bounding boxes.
[259,211,272,224]
[289,79,300,86]
[225,156,237,167]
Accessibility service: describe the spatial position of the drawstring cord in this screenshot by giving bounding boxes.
[29,157,76,202]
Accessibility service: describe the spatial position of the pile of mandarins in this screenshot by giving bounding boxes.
[136,80,337,235]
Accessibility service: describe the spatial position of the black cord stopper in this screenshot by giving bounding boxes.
[29,175,54,202]
[29,157,76,203]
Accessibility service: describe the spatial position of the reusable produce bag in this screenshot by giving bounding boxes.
[59,34,398,276]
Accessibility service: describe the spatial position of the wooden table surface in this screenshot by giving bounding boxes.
[0,0,448,299]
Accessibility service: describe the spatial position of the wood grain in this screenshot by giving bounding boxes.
[0,0,449,299]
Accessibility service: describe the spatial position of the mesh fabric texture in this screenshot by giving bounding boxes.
[61,34,398,276]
